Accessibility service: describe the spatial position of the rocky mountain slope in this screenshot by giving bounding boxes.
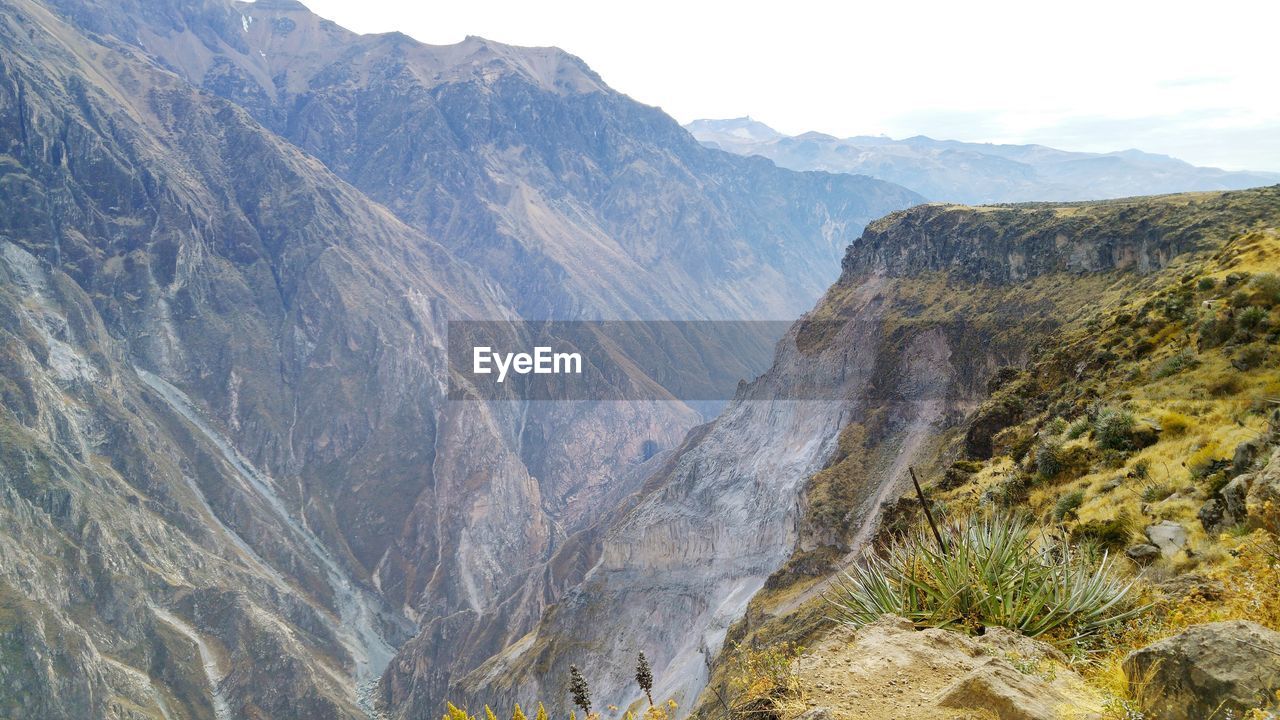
[450,186,1280,718]
[682,186,1280,719]
[687,117,1280,204]
[0,0,921,718]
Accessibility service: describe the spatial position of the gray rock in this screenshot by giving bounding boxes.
[935,662,1070,720]
[1234,439,1264,473]
[795,707,834,720]
[1124,620,1280,720]
[1144,520,1188,557]
[1198,498,1226,535]
[1201,472,1256,535]
[1246,448,1280,527]
[1221,474,1254,523]
[1126,544,1162,564]
[1155,574,1225,602]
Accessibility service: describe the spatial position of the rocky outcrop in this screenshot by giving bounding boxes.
[843,194,1263,284]
[1124,621,1280,720]
[1200,446,1280,535]
[1246,448,1280,528]
[790,616,1099,720]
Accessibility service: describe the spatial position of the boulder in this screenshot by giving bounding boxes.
[1125,543,1161,564]
[934,662,1071,720]
[1155,573,1224,602]
[1200,474,1251,536]
[1124,620,1280,720]
[1198,498,1226,535]
[1234,439,1264,473]
[1246,448,1280,527]
[794,708,833,720]
[1144,520,1188,557]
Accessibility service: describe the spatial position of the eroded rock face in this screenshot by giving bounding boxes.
[1124,621,1280,720]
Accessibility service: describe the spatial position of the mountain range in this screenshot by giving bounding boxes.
[2,1,1278,719]
[0,0,916,717]
[686,117,1280,204]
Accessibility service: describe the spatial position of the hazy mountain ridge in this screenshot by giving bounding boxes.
[687,117,1280,204]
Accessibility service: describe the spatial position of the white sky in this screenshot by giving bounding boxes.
[294,0,1280,171]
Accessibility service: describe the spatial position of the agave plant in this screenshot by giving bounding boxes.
[827,512,1145,645]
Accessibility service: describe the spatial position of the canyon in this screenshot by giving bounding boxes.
[1,1,1278,719]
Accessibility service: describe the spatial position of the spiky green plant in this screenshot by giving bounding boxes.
[826,512,1144,646]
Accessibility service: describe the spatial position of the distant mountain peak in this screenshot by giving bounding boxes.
[685,116,783,142]
[243,0,310,10]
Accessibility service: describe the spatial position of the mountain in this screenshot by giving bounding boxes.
[680,185,1280,719]
[450,186,1280,717]
[0,0,921,718]
[686,117,1280,204]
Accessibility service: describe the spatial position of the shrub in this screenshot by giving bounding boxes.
[1233,344,1269,371]
[1248,272,1280,305]
[1035,443,1066,479]
[1198,277,1217,291]
[1198,317,1235,348]
[1208,374,1243,397]
[1053,489,1086,522]
[1094,408,1137,450]
[1152,349,1199,379]
[727,643,800,719]
[1044,417,1069,436]
[1187,443,1228,478]
[983,473,1031,507]
[1158,411,1194,436]
[1066,418,1091,440]
[1131,458,1151,480]
[1239,306,1269,334]
[1187,438,1228,476]
[1071,513,1134,551]
[828,513,1144,645]
[1140,483,1174,503]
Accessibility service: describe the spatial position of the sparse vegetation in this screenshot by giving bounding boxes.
[725,642,802,720]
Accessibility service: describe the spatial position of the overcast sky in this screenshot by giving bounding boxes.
[295,0,1279,171]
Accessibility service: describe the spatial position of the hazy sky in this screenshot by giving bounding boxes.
[295,0,1279,171]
